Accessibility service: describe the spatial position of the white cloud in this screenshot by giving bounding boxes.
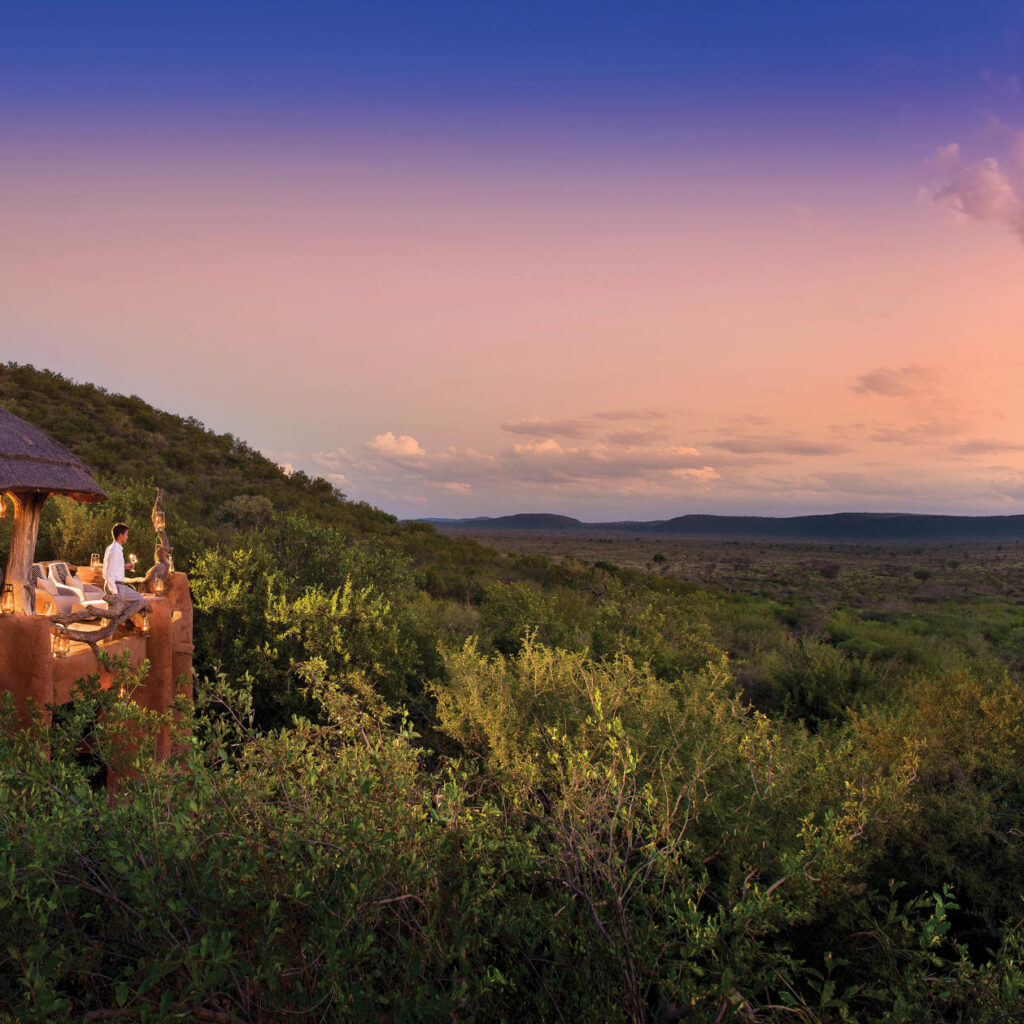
[259,447,299,476]
[669,466,721,482]
[367,431,425,458]
[512,438,563,455]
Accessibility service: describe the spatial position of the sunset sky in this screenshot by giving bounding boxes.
[3,1,1024,519]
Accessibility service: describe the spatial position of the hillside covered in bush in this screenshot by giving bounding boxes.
[2,361,1024,1022]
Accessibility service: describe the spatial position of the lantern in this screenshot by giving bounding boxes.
[166,554,174,574]
[90,553,102,569]
[51,625,70,658]
[0,584,14,616]
[153,575,165,595]
[154,510,166,531]
[139,610,151,635]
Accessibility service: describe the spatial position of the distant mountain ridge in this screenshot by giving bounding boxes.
[418,511,1024,542]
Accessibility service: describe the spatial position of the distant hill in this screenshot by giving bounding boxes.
[420,511,1024,543]
[422,513,586,531]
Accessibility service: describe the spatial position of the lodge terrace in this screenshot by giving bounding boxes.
[0,405,192,766]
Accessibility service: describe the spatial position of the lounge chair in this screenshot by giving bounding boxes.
[32,564,83,615]
[48,561,106,604]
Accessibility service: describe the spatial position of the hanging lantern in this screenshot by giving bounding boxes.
[166,554,174,574]
[139,610,151,635]
[90,553,102,569]
[52,625,70,658]
[153,575,165,596]
[0,584,14,616]
[154,510,166,531]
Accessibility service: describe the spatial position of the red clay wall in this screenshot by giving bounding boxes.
[0,573,194,748]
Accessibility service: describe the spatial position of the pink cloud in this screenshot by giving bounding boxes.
[591,409,666,422]
[982,69,1022,97]
[367,432,425,458]
[937,157,1022,232]
[869,420,966,445]
[604,429,666,446]
[929,142,961,167]
[706,436,852,456]
[853,365,937,397]
[928,123,1024,242]
[500,416,595,438]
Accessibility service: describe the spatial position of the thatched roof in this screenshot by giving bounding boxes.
[0,405,107,503]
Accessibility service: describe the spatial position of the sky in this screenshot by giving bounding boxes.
[2,1,1024,520]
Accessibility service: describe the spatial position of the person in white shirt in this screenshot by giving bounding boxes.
[102,523,146,616]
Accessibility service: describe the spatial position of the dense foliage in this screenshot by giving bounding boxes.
[3,362,1024,1021]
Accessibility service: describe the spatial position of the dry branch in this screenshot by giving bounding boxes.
[141,487,173,594]
[46,593,148,653]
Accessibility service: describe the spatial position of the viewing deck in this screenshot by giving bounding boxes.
[0,569,193,760]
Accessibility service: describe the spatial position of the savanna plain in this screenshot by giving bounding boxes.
[4,363,1024,1023]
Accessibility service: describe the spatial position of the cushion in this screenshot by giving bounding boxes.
[70,574,105,599]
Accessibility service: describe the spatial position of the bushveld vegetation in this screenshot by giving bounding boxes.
[3,363,1024,1021]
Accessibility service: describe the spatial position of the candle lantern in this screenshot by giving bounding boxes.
[154,510,166,531]
[167,554,174,574]
[153,575,165,595]
[0,584,14,616]
[90,553,101,569]
[139,610,151,635]
[52,626,70,658]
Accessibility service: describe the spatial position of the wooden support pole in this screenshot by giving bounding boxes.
[4,491,47,614]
